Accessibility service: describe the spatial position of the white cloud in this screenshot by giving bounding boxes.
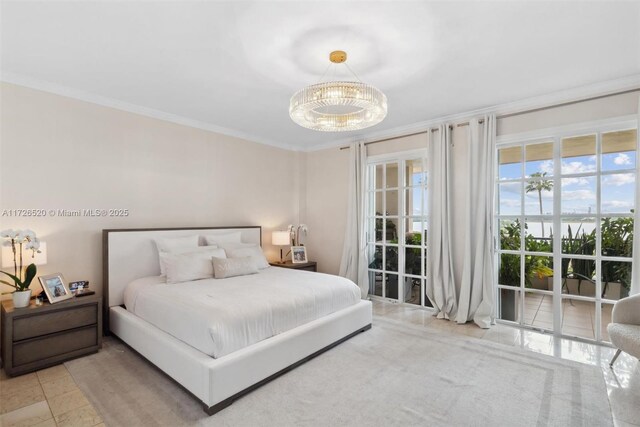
[602,200,633,208]
[561,189,596,201]
[613,153,632,166]
[561,161,596,174]
[562,177,590,187]
[603,173,635,186]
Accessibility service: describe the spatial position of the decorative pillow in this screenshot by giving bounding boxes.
[203,231,242,246]
[221,243,270,269]
[155,235,199,253]
[164,248,226,284]
[212,256,259,279]
[158,245,218,275]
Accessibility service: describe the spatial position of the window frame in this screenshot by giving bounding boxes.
[495,116,638,343]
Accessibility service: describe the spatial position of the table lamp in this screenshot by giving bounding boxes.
[271,231,290,264]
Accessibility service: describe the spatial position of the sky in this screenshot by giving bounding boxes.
[498,149,636,224]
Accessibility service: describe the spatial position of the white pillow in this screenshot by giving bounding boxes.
[222,243,270,269]
[159,245,218,276]
[164,248,226,284]
[204,232,242,246]
[212,256,258,279]
[155,235,199,253]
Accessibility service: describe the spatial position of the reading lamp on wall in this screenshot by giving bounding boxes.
[271,231,291,264]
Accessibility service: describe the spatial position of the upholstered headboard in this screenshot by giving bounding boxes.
[102,226,261,333]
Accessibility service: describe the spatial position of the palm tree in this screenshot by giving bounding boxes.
[525,172,553,238]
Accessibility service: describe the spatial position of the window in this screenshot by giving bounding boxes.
[496,122,637,343]
[366,151,430,307]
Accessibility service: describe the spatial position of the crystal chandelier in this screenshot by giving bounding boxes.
[289,51,387,132]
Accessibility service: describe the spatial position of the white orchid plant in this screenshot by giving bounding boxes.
[287,224,309,247]
[0,229,42,293]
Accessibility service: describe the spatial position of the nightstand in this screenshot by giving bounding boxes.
[1,295,102,377]
[269,261,317,272]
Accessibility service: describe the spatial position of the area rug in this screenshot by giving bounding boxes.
[65,316,613,426]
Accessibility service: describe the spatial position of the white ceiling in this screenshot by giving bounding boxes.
[2,1,640,151]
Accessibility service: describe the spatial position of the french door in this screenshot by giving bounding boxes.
[496,119,638,343]
[365,150,431,307]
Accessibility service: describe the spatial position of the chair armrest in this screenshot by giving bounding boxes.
[611,293,640,325]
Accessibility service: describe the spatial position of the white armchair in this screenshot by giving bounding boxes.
[607,293,640,367]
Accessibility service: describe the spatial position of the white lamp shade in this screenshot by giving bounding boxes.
[1,242,47,267]
[271,231,290,246]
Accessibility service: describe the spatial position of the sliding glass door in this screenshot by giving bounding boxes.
[496,121,637,343]
[366,151,431,307]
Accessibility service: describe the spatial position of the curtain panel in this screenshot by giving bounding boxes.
[456,115,496,327]
[339,141,369,298]
[426,125,458,319]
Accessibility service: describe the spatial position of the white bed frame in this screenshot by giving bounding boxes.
[103,226,372,415]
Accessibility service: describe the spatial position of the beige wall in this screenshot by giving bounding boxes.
[304,92,640,276]
[2,82,637,294]
[0,83,298,298]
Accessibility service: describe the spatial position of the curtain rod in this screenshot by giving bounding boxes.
[338,87,640,150]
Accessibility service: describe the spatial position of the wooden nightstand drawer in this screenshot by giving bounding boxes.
[13,305,98,341]
[13,326,98,366]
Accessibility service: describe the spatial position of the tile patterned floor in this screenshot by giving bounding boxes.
[0,364,103,427]
[1,301,638,426]
[524,293,614,340]
[372,300,640,427]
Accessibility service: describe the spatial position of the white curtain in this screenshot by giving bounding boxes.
[456,115,496,327]
[631,98,640,296]
[426,125,458,319]
[339,141,369,298]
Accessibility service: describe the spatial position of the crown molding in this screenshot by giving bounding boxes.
[0,72,300,152]
[3,71,639,153]
[307,73,640,152]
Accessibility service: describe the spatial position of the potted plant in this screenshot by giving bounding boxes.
[1,229,42,308]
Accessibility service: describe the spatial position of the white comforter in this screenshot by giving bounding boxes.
[124,267,361,358]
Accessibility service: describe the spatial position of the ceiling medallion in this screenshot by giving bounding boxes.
[289,50,387,132]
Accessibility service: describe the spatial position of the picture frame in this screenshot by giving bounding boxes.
[291,246,308,264]
[38,273,74,304]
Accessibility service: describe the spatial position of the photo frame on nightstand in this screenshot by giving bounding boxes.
[291,246,308,264]
[39,273,74,304]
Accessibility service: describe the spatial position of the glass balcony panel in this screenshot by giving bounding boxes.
[498,288,520,322]
[562,299,595,340]
[524,179,553,215]
[499,182,521,215]
[404,277,422,305]
[499,254,521,287]
[499,219,521,251]
[374,164,384,190]
[561,134,596,174]
[499,146,522,180]
[385,246,398,272]
[524,218,553,253]
[369,271,382,297]
[601,217,633,258]
[525,142,554,178]
[385,273,399,300]
[524,292,553,331]
[405,159,425,187]
[561,176,596,214]
[602,129,637,172]
[404,247,422,276]
[601,260,632,300]
[601,173,635,214]
[385,163,399,188]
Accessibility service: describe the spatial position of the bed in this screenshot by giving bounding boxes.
[103,226,372,415]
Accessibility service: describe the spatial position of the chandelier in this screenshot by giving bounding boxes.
[289,50,387,132]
